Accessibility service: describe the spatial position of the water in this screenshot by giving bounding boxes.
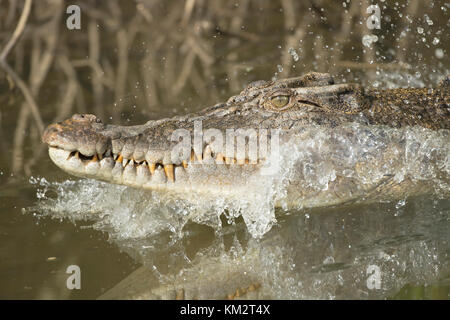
[26,180,450,299]
[0,0,449,299]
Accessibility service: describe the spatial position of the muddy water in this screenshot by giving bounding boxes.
[0,1,449,299]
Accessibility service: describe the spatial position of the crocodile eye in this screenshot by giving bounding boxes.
[271,95,290,108]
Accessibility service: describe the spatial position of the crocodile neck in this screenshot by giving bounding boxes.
[363,87,449,129]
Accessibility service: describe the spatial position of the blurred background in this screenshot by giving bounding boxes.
[0,0,448,299]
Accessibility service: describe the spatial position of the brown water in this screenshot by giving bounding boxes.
[0,0,449,299]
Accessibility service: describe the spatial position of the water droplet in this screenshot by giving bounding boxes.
[362,34,378,47]
[395,199,406,209]
[435,48,444,59]
[288,48,299,62]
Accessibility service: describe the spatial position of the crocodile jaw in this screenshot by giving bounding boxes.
[47,145,263,195]
[48,147,116,181]
[42,111,275,196]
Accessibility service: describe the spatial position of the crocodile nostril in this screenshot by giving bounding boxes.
[71,113,102,124]
[47,125,61,134]
[72,114,87,121]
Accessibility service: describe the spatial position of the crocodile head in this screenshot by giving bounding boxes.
[42,72,449,204]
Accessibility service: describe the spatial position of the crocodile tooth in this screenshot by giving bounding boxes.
[111,161,124,184]
[152,166,166,183]
[136,162,150,185]
[91,154,99,162]
[215,153,224,164]
[149,163,156,174]
[122,158,130,167]
[85,158,100,174]
[164,164,174,182]
[99,157,114,177]
[190,150,195,163]
[132,140,146,162]
[174,166,188,182]
[225,157,235,164]
[97,153,102,160]
[116,154,123,163]
[182,160,188,169]
[75,151,80,159]
[121,139,135,159]
[203,145,212,160]
[111,138,125,157]
[123,161,136,184]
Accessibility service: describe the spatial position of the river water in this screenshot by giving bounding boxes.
[0,0,448,299]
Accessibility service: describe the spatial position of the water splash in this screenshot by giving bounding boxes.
[27,123,449,239]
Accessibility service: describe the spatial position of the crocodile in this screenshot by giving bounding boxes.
[42,72,450,210]
[41,72,449,300]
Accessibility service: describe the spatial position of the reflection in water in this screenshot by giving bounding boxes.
[29,177,449,299]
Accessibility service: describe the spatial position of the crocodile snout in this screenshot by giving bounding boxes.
[42,114,108,156]
[42,122,62,145]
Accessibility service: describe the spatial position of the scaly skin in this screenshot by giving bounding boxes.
[42,72,450,208]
